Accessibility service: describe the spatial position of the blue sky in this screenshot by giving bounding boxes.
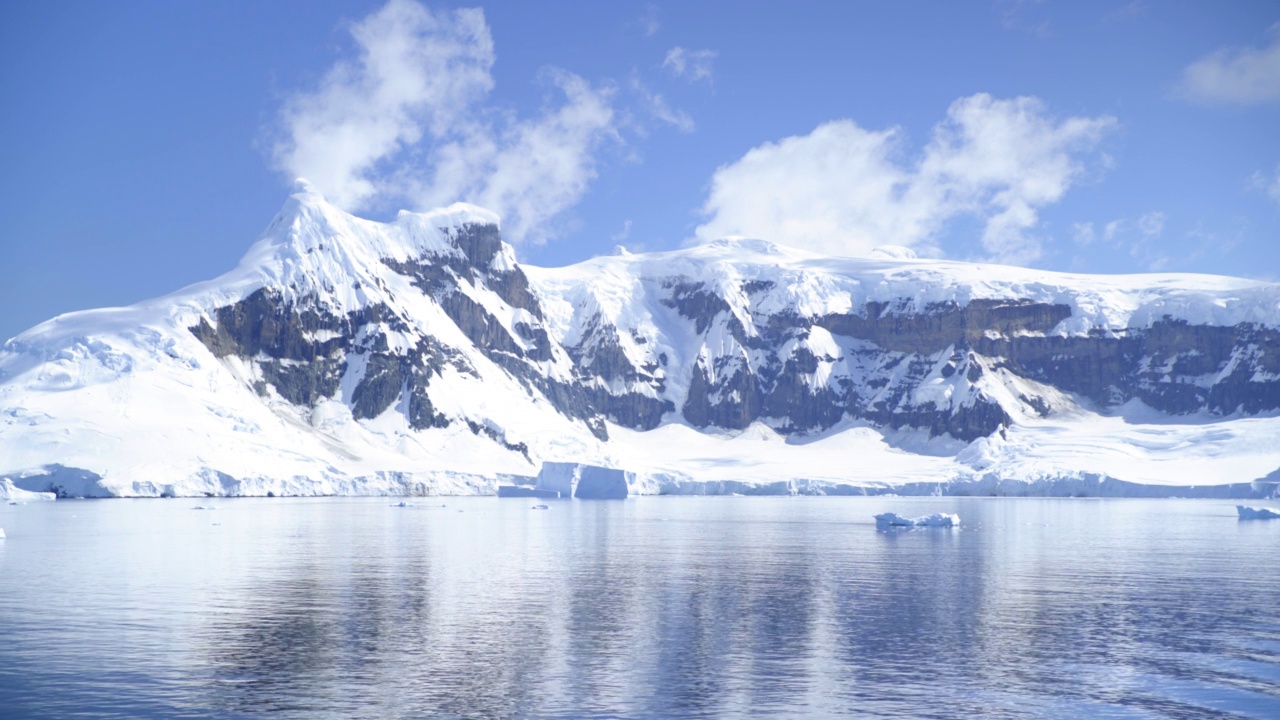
[1,0,1278,341]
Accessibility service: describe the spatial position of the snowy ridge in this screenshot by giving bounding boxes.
[2,184,1279,498]
[532,236,1280,339]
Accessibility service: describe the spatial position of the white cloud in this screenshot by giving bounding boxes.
[1072,221,1097,246]
[638,4,660,37]
[1137,210,1166,238]
[663,47,717,83]
[1103,219,1123,242]
[630,78,694,133]
[995,0,1051,36]
[413,70,618,244]
[1071,211,1169,270]
[1251,164,1280,205]
[695,93,1116,265]
[273,1,493,211]
[1179,24,1280,105]
[272,0,618,245]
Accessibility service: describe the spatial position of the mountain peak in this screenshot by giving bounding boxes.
[290,176,322,197]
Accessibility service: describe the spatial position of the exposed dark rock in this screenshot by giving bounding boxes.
[487,269,543,320]
[351,353,403,420]
[974,317,1280,416]
[465,419,531,462]
[190,288,346,361]
[683,362,763,430]
[437,291,524,357]
[817,299,1072,355]
[259,358,344,407]
[662,279,732,334]
[187,225,1280,451]
[448,223,503,267]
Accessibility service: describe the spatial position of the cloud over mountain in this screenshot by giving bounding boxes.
[695,94,1115,264]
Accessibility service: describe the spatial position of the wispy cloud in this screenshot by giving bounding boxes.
[695,94,1115,265]
[994,0,1051,37]
[1178,24,1280,106]
[663,47,717,83]
[637,4,660,37]
[630,78,694,133]
[1250,164,1280,206]
[1072,210,1170,270]
[611,219,632,244]
[271,0,620,245]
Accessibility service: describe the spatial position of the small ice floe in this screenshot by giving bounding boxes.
[0,528,6,539]
[1237,505,1280,520]
[191,505,217,511]
[875,512,960,529]
[531,504,549,510]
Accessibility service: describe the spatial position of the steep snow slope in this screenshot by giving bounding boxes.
[2,183,1278,497]
[0,182,606,496]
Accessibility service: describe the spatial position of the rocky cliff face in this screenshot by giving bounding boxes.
[5,186,1279,497]
[546,276,1280,442]
[181,199,1280,448]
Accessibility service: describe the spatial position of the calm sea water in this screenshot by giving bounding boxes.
[1,496,1278,719]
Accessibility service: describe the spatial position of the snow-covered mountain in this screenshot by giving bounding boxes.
[3,182,1279,498]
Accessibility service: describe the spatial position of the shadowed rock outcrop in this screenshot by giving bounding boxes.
[190,221,1280,447]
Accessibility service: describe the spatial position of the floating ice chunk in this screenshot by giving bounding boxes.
[1237,505,1280,520]
[191,505,217,510]
[874,513,916,528]
[875,512,960,529]
[0,528,5,539]
[915,513,960,527]
[532,504,549,510]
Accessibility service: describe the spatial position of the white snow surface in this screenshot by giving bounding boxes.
[2,183,1279,497]
[529,236,1280,341]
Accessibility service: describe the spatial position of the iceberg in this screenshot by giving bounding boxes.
[875,512,960,529]
[1237,505,1280,520]
[574,466,630,500]
[534,462,579,497]
[0,528,5,539]
[874,513,916,528]
[531,462,631,499]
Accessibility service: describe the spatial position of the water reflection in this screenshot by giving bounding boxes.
[0,497,1277,718]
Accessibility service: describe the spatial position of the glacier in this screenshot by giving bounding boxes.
[2,180,1279,499]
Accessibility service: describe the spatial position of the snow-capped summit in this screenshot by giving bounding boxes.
[2,190,1279,498]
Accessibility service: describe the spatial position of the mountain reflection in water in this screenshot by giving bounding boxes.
[0,496,1278,719]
